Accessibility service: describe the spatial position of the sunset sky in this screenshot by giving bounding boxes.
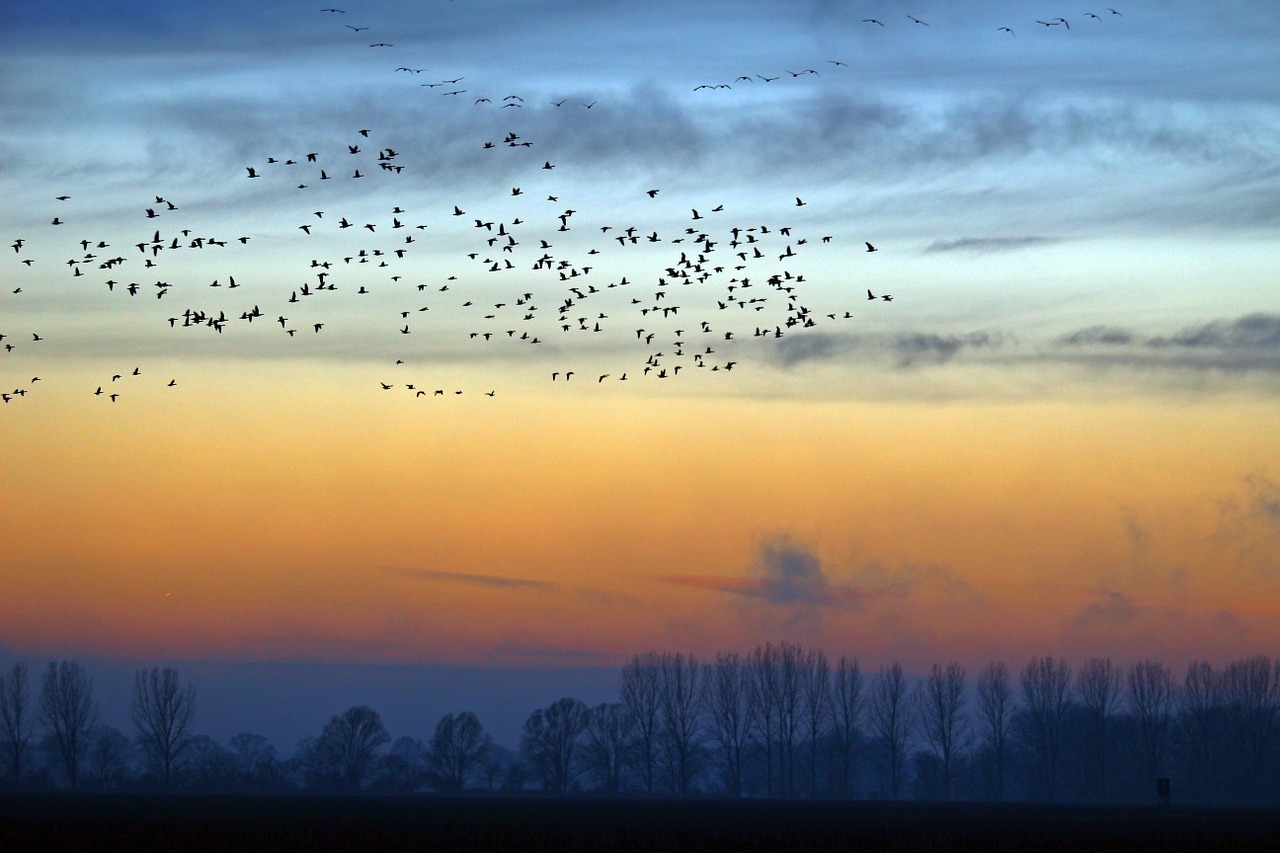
[2,0,1278,745]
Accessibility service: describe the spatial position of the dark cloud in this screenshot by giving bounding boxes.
[379,566,557,590]
[1052,314,1280,373]
[770,330,1005,369]
[1214,471,1280,580]
[661,539,979,615]
[925,237,1060,254]
[1056,325,1139,347]
[1073,590,1141,627]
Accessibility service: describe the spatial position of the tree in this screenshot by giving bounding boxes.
[312,705,390,789]
[1017,656,1072,801]
[868,662,911,799]
[428,711,491,792]
[582,702,635,793]
[1179,660,1220,801]
[84,724,134,789]
[800,647,830,797]
[658,652,703,794]
[0,663,33,785]
[131,666,196,787]
[619,652,662,792]
[1219,655,1280,802]
[229,732,285,790]
[521,697,588,793]
[1125,659,1175,793]
[748,642,803,796]
[38,660,97,788]
[975,662,1013,801]
[375,736,427,793]
[705,651,754,797]
[1075,657,1121,800]
[917,662,968,801]
[828,656,864,797]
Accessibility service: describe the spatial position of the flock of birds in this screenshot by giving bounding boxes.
[2,6,1125,406]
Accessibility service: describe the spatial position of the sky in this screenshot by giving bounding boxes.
[2,0,1279,746]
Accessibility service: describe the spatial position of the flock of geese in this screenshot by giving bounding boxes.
[2,6,1125,406]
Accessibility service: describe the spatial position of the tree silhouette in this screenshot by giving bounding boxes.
[1017,656,1072,801]
[582,702,635,793]
[800,647,830,798]
[37,660,97,788]
[975,662,1013,801]
[917,662,968,801]
[827,656,864,797]
[1126,659,1175,796]
[0,663,33,785]
[705,651,753,797]
[658,652,703,794]
[1075,657,1121,800]
[521,697,588,793]
[428,711,491,792]
[619,652,662,793]
[312,705,390,789]
[131,666,196,787]
[868,662,911,799]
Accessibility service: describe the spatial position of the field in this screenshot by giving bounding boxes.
[3,794,1278,852]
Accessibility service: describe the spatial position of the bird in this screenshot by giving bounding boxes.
[865,241,877,252]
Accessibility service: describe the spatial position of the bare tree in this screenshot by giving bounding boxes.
[0,663,33,785]
[800,647,830,797]
[84,724,134,789]
[827,656,864,797]
[975,662,1013,801]
[131,666,196,787]
[38,660,98,788]
[1179,660,1220,800]
[312,705,389,789]
[428,711,491,792]
[521,696,588,793]
[1125,659,1175,792]
[582,702,634,793]
[748,643,781,796]
[747,642,804,796]
[1219,655,1280,802]
[658,652,703,794]
[705,651,753,797]
[1075,657,1121,800]
[868,662,912,799]
[228,732,283,788]
[1017,656,1072,801]
[619,652,662,792]
[917,662,968,801]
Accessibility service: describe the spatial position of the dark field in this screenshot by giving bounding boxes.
[2,794,1277,853]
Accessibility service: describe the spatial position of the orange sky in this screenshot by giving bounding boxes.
[3,360,1277,673]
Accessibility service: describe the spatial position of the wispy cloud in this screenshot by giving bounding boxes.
[1054,313,1280,373]
[379,566,557,590]
[661,538,980,615]
[925,236,1060,254]
[770,330,1007,369]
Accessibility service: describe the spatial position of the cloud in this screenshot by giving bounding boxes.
[1053,313,1280,373]
[1214,471,1280,580]
[661,538,980,614]
[1073,590,1141,627]
[379,566,557,590]
[924,237,1060,254]
[770,330,1006,369]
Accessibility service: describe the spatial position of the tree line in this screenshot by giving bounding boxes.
[1,646,1278,804]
